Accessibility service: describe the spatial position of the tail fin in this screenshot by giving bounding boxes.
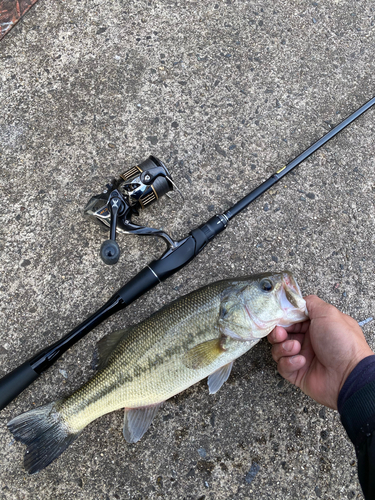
[7,401,81,474]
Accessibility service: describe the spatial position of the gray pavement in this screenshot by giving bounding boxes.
[0,0,374,498]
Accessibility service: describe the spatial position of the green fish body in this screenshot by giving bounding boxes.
[8,272,308,473]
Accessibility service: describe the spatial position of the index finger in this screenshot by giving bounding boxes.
[268,325,308,345]
[283,319,310,334]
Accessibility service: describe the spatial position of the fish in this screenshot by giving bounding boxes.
[7,271,308,474]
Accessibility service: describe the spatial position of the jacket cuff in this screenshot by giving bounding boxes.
[339,355,375,444]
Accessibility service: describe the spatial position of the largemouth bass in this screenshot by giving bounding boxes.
[8,271,308,474]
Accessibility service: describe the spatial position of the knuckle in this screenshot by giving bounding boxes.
[278,358,289,376]
[271,346,281,362]
[325,303,338,315]
[267,332,275,344]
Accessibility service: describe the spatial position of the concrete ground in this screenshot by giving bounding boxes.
[1,0,374,498]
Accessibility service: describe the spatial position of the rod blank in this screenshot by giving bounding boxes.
[224,96,375,221]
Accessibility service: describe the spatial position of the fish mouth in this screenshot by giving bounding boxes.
[278,273,308,326]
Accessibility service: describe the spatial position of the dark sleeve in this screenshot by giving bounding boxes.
[338,355,375,499]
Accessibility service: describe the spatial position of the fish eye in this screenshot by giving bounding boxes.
[260,278,273,292]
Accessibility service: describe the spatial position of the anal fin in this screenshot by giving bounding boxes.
[208,362,233,394]
[123,403,163,444]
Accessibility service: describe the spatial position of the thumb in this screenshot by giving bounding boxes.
[304,295,336,320]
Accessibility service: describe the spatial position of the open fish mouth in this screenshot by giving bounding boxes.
[278,273,308,326]
[241,273,308,333]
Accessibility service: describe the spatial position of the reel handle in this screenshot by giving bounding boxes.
[100,195,124,265]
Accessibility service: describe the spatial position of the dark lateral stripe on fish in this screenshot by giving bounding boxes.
[7,272,308,474]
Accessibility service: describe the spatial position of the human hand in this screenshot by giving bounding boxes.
[268,295,374,410]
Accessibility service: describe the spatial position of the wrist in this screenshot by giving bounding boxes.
[338,355,375,447]
[338,354,375,414]
[338,347,375,395]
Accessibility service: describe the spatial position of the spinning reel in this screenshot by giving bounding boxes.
[84,156,182,265]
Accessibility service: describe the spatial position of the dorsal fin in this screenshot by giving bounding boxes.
[92,327,132,371]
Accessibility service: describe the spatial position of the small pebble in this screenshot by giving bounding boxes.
[59,369,68,379]
[146,136,158,145]
[245,463,260,484]
[214,144,226,157]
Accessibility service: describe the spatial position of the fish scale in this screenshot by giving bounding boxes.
[7,272,308,474]
[63,280,233,430]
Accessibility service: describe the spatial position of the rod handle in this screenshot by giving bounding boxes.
[0,361,39,411]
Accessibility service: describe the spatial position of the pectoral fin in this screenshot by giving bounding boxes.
[182,339,225,370]
[207,362,233,394]
[123,404,163,444]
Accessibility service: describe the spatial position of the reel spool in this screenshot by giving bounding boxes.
[84,156,182,265]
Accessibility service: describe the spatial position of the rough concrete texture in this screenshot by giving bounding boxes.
[0,0,374,499]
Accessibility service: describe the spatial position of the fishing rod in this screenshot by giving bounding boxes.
[0,96,374,411]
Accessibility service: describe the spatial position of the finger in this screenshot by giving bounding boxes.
[268,326,288,345]
[283,319,310,334]
[271,339,302,363]
[277,355,306,384]
[304,295,337,320]
[268,327,307,347]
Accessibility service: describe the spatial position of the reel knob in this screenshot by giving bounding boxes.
[99,194,124,265]
[100,240,121,265]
